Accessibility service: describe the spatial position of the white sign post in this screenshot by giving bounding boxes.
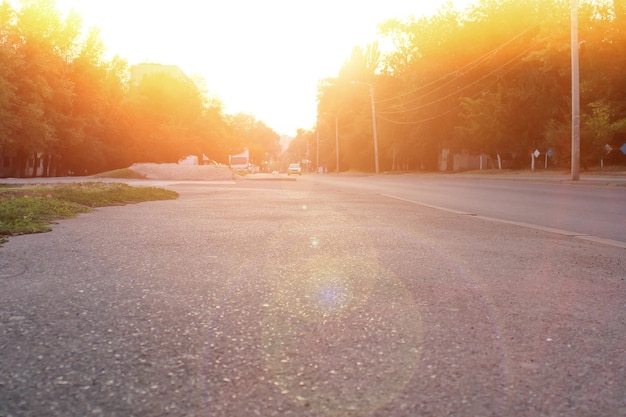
[532,149,540,171]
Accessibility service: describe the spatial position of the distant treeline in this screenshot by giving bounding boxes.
[0,0,281,177]
[305,0,626,172]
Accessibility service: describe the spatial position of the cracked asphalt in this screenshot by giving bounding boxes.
[1,179,624,417]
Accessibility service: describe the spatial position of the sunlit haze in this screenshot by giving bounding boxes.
[49,0,475,136]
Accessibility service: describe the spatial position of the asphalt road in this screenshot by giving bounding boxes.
[1,178,625,417]
[302,174,626,247]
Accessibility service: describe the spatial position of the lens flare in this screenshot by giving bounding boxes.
[309,236,320,249]
[262,254,422,416]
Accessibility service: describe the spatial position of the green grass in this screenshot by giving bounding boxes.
[92,168,147,179]
[0,182,178,244]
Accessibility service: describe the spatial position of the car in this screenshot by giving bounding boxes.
[287,163,302,175]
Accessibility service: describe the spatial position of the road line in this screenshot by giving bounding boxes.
[380,194,477,216]
[575,235,626,249]
[380,193,626,249]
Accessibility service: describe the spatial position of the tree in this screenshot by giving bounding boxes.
[0,0,259,177]
[228,113,281,167]
[339,0,626,172]
[126,70,205,163]
[0,2,20,154]
[2,0,81,176]
[316,42,383,173]
[286,128,313,168]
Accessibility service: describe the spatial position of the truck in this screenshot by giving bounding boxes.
[229,149,250,171]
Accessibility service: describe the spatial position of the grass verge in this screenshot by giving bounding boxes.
[91,168,147,179]
[0,182,178,244]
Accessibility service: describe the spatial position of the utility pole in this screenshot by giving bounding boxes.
[334,115,339,173]
[316,123,319,173]
[369,84,380,174]
[350,81,380,174]
[571,0,581,180]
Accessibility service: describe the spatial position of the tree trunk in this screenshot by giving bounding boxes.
[42,153,50,177]
[49,157,58,177]
[55,156,66,177]
[32,152,40,177]
[15,151,27,178]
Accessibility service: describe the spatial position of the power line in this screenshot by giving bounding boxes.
[377,42,539,125]
[375,24,540,109]
[378,42,538,116]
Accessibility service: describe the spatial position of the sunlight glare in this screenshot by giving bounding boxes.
[50,0,475,135]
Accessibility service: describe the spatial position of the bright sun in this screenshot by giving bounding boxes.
[50,0,475,136]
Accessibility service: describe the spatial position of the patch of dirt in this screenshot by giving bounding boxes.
[129,163,236,181]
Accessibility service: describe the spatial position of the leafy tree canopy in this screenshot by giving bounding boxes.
[317,0,626,172]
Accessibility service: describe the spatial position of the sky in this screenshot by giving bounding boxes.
[49,0,476,136]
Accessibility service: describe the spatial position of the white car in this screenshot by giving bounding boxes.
[287,163,302,175]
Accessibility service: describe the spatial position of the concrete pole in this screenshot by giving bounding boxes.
[571,0,581,180]
[350,81,380,174]
[369,85,380,174]
[334,115,339,173]
[316,126,319,173]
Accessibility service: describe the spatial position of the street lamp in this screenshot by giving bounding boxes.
[350,81,380,174]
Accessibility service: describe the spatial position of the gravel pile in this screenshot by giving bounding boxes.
[129,163,236,181]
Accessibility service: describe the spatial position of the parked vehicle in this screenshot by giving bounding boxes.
[287,163,302,175]
[229,149,249,171]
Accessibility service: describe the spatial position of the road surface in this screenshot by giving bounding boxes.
[302,174,626,247]
[0,177,624,416]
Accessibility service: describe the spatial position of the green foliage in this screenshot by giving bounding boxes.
[318,0,626,171]
[0,182,178,242]
[0,195,86,235]
[286,129,314,167]
[5,0,625,175]
[0,0,280,178]
[33,182,178,207]
[226,113,282,166]
[91,168,147,179]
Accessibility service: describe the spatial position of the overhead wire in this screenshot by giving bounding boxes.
[376,41,540,125]
[375,23,540,108]
[378,41,538,116]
